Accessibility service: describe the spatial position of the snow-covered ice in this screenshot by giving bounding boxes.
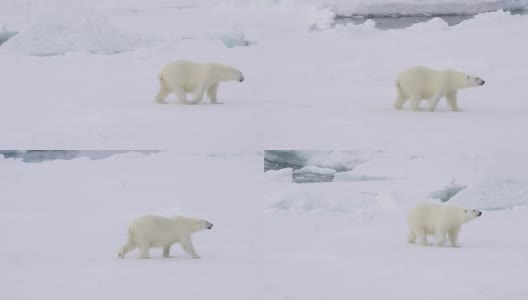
[0,1,527,150]
[2,0,528,298]
[2,151,528,299]
[264,150,528,298]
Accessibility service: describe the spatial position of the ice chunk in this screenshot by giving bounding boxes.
[210,30,255,48]
[295,165,337,175]
[2,17,158,56]
[0,26,18,46]
[450,177,528,210]
[266,188,372,214]
[265,168,293,182]
[0,150,80,162]
[429,180,467,202]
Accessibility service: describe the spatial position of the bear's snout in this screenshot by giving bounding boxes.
[239,77,245,82]
[477,211,482,216]
[479,79,485,85]
[206,222,213,229]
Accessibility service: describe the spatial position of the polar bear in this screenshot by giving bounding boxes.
[118,215,213,259]
[407,203,482,247]
[155,60,244,105]
[394,66,485,112]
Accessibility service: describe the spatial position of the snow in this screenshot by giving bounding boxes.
[0,3,527,149]
[2,151,528,299]
[264,150,528,298]
[2,0,528,298]
[1,151,265,300]
[266,151,528,213]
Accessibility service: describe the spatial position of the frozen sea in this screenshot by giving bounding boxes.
[2,1,528,300]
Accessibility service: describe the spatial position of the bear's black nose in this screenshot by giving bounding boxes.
[480,80,485,85]
[477,211,482,216]
[208,223,213,229]
[239,78,244,82]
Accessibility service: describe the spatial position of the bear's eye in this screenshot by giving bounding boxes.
[467,76,469,79]
[465,210,467,213]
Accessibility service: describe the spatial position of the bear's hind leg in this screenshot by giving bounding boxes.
[407,230,416,243]
[446,91,461,112]
[410,97,422,111]
[415,229,428,246]
[118,240,136,258]
[138,245,151,259]
[173,87,190,105]
[163,244,173,258]
[155,81,170,104]
[394,87,407,110]
[207,83,219,104]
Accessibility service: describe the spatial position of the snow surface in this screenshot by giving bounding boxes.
[0,2,527,150]
[2,151,528,299]
[265,150,528,298]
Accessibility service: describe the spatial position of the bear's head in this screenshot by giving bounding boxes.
[215,63,245,82]
[451,71,485,89]
[462,208,482,223]
[200,219,214,230]
[178,217,213,233]
[465,75,485,87]
[227,68,244,82]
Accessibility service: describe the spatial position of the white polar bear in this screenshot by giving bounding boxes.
[155,60,245,105]
[118,215,213,259]
[407,202,482,247]
[394,66,485,112]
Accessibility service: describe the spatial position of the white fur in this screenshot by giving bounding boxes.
[394,66,485,112]
[407,203,482,247]
[118,215,213,259]
[155,60,244,105]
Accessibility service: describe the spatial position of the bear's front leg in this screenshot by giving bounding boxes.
[446,91,461,112]
[207,83,219,104]
[448,226,461,247]
[180,236,200,259]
